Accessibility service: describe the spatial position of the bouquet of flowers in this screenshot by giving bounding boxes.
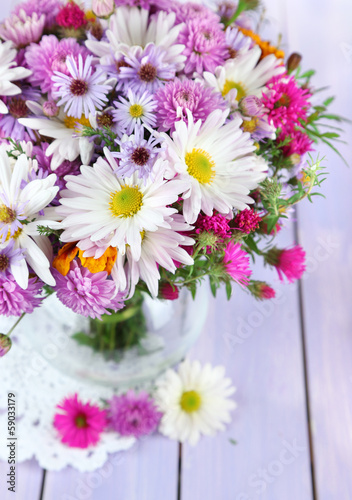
[0,0,345,447]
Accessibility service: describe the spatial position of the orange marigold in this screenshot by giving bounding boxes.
[238,27,285,60]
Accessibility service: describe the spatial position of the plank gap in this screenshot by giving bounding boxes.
[177,442,182,500]
[38,469,46,500]
[294,215,318,500]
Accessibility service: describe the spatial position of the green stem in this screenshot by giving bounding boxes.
[6,313,26,338]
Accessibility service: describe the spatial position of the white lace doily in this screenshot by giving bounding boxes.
[0,316,136,472]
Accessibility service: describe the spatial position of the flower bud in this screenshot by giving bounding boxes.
[43,100,60,117]
[159,282,179,300]
[92,0,115,18]
[286,52,302,72]
[238,95,263,117]
[0,334,12,357]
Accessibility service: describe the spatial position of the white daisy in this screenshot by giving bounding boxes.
[203,45,285,104]
[0,40,32,114]
[19,101,94,170]
[116,214,194,297]
[86,8,185,72]
[0,146,60,288]
[155,359,236,445]
[161,108,266,224]
[113,88,157,135]
[57,148,189,261]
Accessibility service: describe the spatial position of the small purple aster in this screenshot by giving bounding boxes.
[0,193,27,244]
[52,55,112,118]
[113,89,157,135]
[178,18,228,76]
[119,44,177,94]
[113,127,162,182]
[0,240,25,277]
[53,260,125,320]
[0,274,43,316]
[25,35,89,96]
[225,26,252,59]
[155,78,226,132]
[107,390,162,438]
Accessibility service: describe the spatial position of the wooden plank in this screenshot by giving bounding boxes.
[42,436,178,500]
[0,460,43,500]
[181,221,313,500]
[285,0,352,498]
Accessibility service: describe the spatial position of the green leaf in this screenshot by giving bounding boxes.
[323,96,335,106]
[229,438,238,445]
[265,215,280,235]
[225,281,232,300]
[72,332,95,347]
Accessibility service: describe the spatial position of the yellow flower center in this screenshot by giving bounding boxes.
[180,390,202,413]
[241,116,259,133]
[109,186,143,218]
[0,205,16,224]
[5,227,22,242]
[222,80,247,101]
[64,115,91,133]
[140,229,146,240]
[185,148,215,185]
[129,104,143,118]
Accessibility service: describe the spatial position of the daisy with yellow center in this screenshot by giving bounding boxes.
[203,46,285,104]
[161,109,265,224]
[155,359,236,445]
[58,147,188,263]
[113,88,157,135]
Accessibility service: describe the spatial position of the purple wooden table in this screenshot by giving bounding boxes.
[1,0,351,498]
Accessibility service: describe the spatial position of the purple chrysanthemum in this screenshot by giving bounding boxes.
[0,87,40,141]
[54,260,125,320]
[0,274,43,316]
[13,0,62,28]
[178,18,228,75]
[113,127,162,182]
[171,2,220,24]
[52,55,111,118]
[155,78,225,132]
[0,10,45,48]
[107,390,162,438]
[25,35,89,95]
[119,44,177,94]
[223,241,252,286]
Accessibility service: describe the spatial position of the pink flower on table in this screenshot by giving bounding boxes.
[266,245,306,283]
[223,241,252,286]
[107,391,162,438]
[54,394,107,449]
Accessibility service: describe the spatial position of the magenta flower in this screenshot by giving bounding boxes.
[248,280,276,300]
[159,282,179,300]
[262,75,312,133]
[53,260,125,320]
[196,213,231,239]
[52,55,111,118]
[268,245,306,283]
[234,209,262,234]
[178,18,228,75]
[223,241,252,286]
[155,78,225,132]
[25,35,89,95]
[107,391,162,438]
[54,394,107,449]
[0,274,43,316]
[0,10,45,48]
[278,128,314,157]
[56,2,87,30]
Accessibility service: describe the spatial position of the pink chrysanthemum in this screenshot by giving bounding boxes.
[0,10,45,48]
[172,2,220,24]
[13,0,62,28]
[54,394,107,449]
[0,274,43,316]
[53,260,125,320]
[234,208,262,234]
[262,75,312,133]
[267,245,306,283]
[25,35,89,95]
[178,18,228,75]
[107,391,162,438]
[278,128,314,157]
[114,0,171,10]
[195,213,231,239]
[223,241,252,286]
[154,79,225,132]
[56,2,87,30]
